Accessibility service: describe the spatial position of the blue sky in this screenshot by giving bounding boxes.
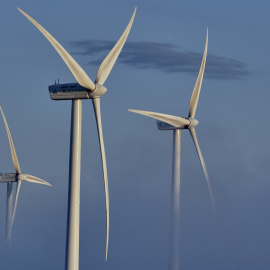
[0,0,270,269]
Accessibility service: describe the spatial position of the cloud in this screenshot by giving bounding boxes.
[70,39,250,80]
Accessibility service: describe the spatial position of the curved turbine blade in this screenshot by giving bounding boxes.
[188,29,208,118]
[24,174,52,187]
[92,98,109,261]
[7,180,22,242]
[189,127,215,211]
[128,109,190,128]
[6,182,13,245]
[18,7,96,91]
[95,7,137,85]
[0,106,21,175]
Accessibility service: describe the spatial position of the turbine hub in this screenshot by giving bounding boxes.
[90,84,107,99]
[188,118,199,128]
[18,174,26,181]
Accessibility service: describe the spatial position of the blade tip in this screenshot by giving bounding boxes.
[128,109,141,115]
[43,181,52,187]
[105,245,108,261]
[17,7,26,16]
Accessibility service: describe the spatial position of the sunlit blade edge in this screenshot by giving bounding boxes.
[128,109,190,127]
[95,7,137,85]
[7,180,22,242]
[17,7,96,91]
[189,127,215,212]
[92,98,109,261]
[24,174,52,187]
[0,106,21,175]
[5,182,13,246]
[188,29,208,118]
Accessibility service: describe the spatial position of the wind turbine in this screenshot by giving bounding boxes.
[129,30,214,270]
[18,7,136,269]
[0,106,51,246]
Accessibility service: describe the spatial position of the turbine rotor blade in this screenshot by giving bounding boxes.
[18,7,96,91]
[6,182,13,245]
[24,174,52,187]
[189,127,215,211]
[7,180,22,242]
[95,7,137,85]
[188,29,208,118]
[92,98,109,261]
[128,109,190,128]
[0,106,21,175]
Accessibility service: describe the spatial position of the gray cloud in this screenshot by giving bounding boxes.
[70,39,250,80]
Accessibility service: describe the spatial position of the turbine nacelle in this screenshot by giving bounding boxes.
[0,173,16,183]
[48,83,107,100]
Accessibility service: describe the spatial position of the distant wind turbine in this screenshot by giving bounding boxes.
[0,106,51,246]
[18,6,136,269]
[129,30,214,270]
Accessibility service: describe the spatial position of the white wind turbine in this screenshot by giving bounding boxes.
[0,106,51,245]
[129,30,214,270]
[18,7,136,268]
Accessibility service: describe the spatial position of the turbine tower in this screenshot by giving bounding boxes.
[129,30,214,270]
[18,7,136,270]
[0,106,51,246]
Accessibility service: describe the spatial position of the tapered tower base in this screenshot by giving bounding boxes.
[169,129,181,270]
[65,99,82,270]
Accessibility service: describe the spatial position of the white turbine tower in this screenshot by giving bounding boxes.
[0,106,51,246]
[129,30,214,270]
[18,7,136,269]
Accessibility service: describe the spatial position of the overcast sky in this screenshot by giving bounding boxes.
[0,0,270,269]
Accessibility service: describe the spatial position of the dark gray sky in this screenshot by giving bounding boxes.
[0,0,270,269]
